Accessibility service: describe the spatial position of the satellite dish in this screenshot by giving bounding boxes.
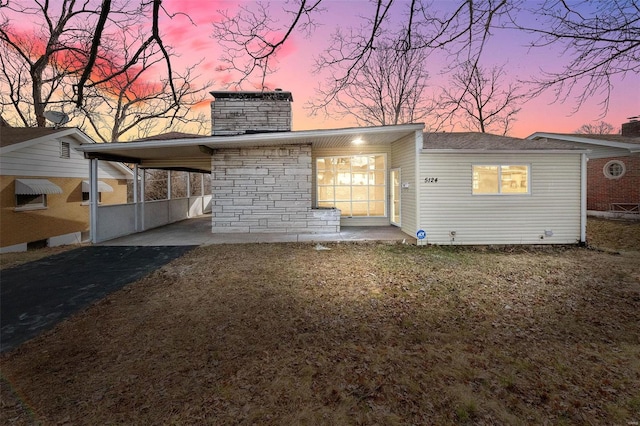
[44,110,70,128]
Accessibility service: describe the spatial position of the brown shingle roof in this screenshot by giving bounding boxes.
[423,132,581,150]
[0,127,72,148]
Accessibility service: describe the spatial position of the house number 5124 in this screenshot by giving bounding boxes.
[424,177,438,183]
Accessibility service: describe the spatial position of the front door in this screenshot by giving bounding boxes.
[390,168,401,226]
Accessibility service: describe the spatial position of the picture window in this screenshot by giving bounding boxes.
[316,154,386,217]
[472,165,530,195]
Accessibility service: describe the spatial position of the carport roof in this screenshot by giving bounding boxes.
[76,123,425,173]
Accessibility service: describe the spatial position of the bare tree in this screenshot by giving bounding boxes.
[313,42,432,126]
[575,121,615,135]
[213,1,638,117]
[75,32,209,142]
[438,61,523,135]
[0,0,188,127]
[212,0,511,97]
[518,0,640,115]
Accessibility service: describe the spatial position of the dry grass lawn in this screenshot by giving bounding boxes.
[1,219,639,425]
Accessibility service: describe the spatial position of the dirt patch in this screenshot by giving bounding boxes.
[2,241,639,425]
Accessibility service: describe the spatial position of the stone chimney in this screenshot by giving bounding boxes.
[621,116,640,137]
[210,90,293,136]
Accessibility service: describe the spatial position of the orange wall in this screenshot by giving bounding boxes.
[0,176,128,247]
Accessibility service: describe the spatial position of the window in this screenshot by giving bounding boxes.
[317,154,386,216]
[472,165,529,195]
[603,160,625,179]
[14,178,62,210]
[82,191,102,203]
[16,193,47,209]
[81,180,113,204]
[60,141,70,158]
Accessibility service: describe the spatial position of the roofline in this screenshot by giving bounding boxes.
[0,127,96,155]
[421,149,591,154]
[77,123,426,153]
[526,132,638,150]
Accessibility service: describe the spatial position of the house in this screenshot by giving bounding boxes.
[528,120,640,217]
[77,90,589,245]
[0,126,132,252]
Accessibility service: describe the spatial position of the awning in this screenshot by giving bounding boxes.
[15,179,63,195]
[82,180,114,192]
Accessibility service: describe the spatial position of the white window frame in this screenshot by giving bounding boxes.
[316,154,387,217]
[15,193,48,211]
[472,164,531,196]
[603,160,625,179]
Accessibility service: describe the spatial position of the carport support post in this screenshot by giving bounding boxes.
[133,164,139,232]
[167,170,171,200]
[141,169,146,231]
[89,158,99,243]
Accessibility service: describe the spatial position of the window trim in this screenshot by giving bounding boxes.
[472,164,531,196]
[316,153,388,217]
[603,160,625,179]
[15,193,48,211]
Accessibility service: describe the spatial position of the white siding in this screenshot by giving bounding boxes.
[419,152,583,245]
[1,138,127,179]
[390,132,419,236]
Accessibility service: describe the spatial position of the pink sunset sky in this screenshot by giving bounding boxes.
[6,0,640,138]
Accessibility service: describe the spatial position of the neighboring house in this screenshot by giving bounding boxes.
[0,126,132,252]
[528,121,640,217]
[78,90,589,245]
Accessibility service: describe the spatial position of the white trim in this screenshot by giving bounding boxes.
[603,160,626,179]
[527,132,640,151]
[422,149,589,154]
[0,128,96,155]
[390,168,401,226]
[77,124,426,153]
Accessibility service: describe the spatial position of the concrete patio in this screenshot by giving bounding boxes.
[99,214,415,246]
[98,215,416,246]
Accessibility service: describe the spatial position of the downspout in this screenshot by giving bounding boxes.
[580,153,587,245]
[89,158,99,243]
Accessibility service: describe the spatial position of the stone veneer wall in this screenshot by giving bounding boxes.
[210,97,292,135]
[211,144,340,233]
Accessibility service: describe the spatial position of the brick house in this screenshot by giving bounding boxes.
[0,126,132,252]
[528,121,640,217]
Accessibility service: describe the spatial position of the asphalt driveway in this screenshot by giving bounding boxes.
[1,245,195,353]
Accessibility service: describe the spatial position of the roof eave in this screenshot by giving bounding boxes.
[421,149,590,154]
[527,132,637,150]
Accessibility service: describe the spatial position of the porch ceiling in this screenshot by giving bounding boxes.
[77,124,425,172]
